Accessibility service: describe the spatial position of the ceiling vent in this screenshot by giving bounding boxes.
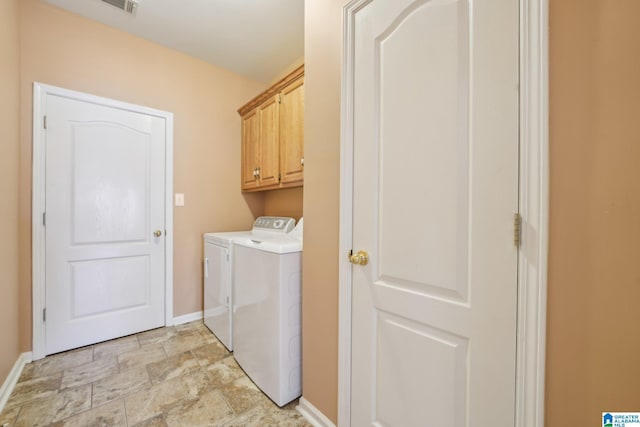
[101,0,139,15]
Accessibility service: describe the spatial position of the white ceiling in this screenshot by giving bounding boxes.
[43,0,304,83]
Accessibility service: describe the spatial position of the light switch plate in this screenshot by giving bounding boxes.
[175,193,185,206]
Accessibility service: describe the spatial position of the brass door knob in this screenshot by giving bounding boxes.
[154,230,162,237]
[349,250,369,266]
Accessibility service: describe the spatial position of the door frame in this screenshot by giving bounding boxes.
[337,0,549,426]
[31,83,175,360]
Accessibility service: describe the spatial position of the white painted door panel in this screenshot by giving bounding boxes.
[350,0,519,426]
[45,94,166,355]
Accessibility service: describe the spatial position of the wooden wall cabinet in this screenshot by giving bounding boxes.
[279,76,304,185]
[239,65,304,192]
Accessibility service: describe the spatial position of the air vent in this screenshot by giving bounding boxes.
[101,0,139,15]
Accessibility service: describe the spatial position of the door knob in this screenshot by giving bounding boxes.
[349,250,369,266]
[154,230,162,237]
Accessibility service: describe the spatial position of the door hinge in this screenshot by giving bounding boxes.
[278,94,282,104]
[278,173,281,182]
[514,213,522,248]
[43,115,47,129]
[43,308,46,322]
[42,212,46,226]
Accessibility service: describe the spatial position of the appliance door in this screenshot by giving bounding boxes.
[204,241,232,350]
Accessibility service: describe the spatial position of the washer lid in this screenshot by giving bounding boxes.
[234,234,302,254]
[203,231,251,246]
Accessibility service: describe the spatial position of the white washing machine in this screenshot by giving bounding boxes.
[203,231,250,351]
[232,217,302,407]
[203,217,296,352]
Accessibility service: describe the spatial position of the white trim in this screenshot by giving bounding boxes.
[173,311,204,325]
[31,83,175,360]
[164,106,175,328]
[297,397,337,427]
[337,1,361,425]
[0,352,33,413]
[516,1,549,426]
[32,83,46,361]
[337,1,549,426]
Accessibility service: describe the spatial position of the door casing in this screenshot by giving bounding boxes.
[336,0,549,426]
[31,83,175,360]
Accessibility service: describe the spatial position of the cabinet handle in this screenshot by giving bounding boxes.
[301,157,304,166]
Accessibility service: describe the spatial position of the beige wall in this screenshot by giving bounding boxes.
[301,0,346,422]
[0,0,22,382]
[263,187,303,220]
[546,1,640,425]
[18,0,266,350]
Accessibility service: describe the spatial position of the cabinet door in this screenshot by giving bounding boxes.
[258,95,280,187]
[279,77,304,185]
[241,110,259,190]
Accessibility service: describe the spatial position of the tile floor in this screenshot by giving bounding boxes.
[0,321,311,427]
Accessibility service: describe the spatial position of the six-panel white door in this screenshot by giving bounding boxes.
[45,94,167,355]
[349,0,519,425]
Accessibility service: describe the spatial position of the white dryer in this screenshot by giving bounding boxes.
[203,231,250,351]
[233,217,302,407]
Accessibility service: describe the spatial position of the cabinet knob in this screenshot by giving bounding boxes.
[301,156,304,166]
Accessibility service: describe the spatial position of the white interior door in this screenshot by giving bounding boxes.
[349,0,519,426]
[45,93,167,355]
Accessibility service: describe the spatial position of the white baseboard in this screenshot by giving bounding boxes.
[0,352,32,413]
[173,311,203,326]
[297,397,336,427]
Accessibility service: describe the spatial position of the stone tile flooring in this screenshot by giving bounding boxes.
[0,321,311,427]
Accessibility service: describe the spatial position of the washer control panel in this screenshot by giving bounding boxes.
[252,216,296,233]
